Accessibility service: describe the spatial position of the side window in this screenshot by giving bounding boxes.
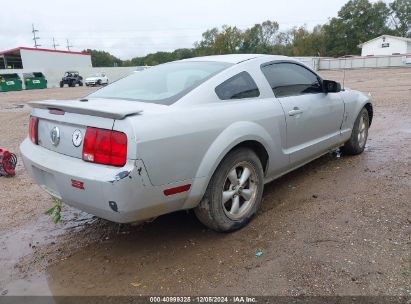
[215,71,260,100]
[261,63,323,98]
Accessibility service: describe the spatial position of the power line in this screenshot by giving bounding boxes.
[41,19,329,34]
[32,23,41,48]
[43,34,203,40]
[52,38,60,50]
[66,39,73,51]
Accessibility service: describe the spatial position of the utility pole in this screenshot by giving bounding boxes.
[66,39,73,51]
[32,24,41,48]
[52,38,60,50]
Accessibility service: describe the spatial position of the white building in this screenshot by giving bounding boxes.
[0,47,92,69]
[359,35,411,56]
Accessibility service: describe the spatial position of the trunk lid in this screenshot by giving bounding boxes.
[29,98,161,160]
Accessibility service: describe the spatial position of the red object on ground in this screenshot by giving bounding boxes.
[0,148,17,177]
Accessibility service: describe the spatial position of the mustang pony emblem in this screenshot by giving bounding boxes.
[72,130,83,147]
[50,127,60,146]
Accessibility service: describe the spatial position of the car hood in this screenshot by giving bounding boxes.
[29,98,167,120]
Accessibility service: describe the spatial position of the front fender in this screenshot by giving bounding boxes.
[341,89,372,132]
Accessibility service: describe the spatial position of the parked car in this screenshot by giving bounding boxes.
[85,73,109,86]
[133,66,150,73]
[60,71,83,88]
[21,54,373,232]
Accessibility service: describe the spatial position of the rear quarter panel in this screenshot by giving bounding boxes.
[115,98,287,187]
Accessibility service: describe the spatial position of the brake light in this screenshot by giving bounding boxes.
[48,108,65,115]
[82,127,127,167]
[29,116,39,144]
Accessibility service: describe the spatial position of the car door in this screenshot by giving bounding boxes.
[261,62,345,166]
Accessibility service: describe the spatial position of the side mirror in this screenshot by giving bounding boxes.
[323,80,341,93]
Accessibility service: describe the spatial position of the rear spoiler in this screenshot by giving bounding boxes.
[29,99,143,120]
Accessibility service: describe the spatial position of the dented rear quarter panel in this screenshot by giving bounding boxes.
[113,57,289,187]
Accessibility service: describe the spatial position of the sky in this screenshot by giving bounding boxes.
[0,0,371,59]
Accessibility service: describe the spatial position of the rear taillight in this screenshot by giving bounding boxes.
[29,116,39,144]
[82,127,127,167]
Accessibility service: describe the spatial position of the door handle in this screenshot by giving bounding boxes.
[288,108,303,116]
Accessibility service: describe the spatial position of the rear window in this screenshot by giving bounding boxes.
[215,72,260,100]
[88,61,232,105]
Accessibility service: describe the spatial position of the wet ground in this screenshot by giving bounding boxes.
[0,68,410,296]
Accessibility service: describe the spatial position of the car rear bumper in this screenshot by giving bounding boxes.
[20,138,193,223]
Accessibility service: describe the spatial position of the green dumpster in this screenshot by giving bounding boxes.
[23,72,47,90]
[0,73,23,92]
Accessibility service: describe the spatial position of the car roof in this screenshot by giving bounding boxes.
[181,54,289,64]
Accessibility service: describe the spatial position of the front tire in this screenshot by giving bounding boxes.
[342,107,370,155]
[194,148,264,232]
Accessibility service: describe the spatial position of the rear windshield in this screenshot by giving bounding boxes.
[87,61,232,105]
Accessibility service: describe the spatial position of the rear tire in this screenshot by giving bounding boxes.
[59,81,64,88]
[194,148,264,232]
[341,107,370,155]
[79,81,83,87]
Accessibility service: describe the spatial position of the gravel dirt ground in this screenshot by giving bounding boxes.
[0,69,410,297]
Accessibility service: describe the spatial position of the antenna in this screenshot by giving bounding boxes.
[342,57,347,91]
[66,39,73,51]
[32,24,41,48]
[342,34,348,91]
[52,38,60,50]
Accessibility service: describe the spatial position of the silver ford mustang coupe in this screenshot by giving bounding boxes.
[20,54,373,232]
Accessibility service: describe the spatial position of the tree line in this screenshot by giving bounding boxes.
[85,0,410,67]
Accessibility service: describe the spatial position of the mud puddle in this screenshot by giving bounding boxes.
[3,139,410,296]
[0,208,98,295]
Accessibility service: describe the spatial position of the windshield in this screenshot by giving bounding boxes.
[87,61,232,105]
